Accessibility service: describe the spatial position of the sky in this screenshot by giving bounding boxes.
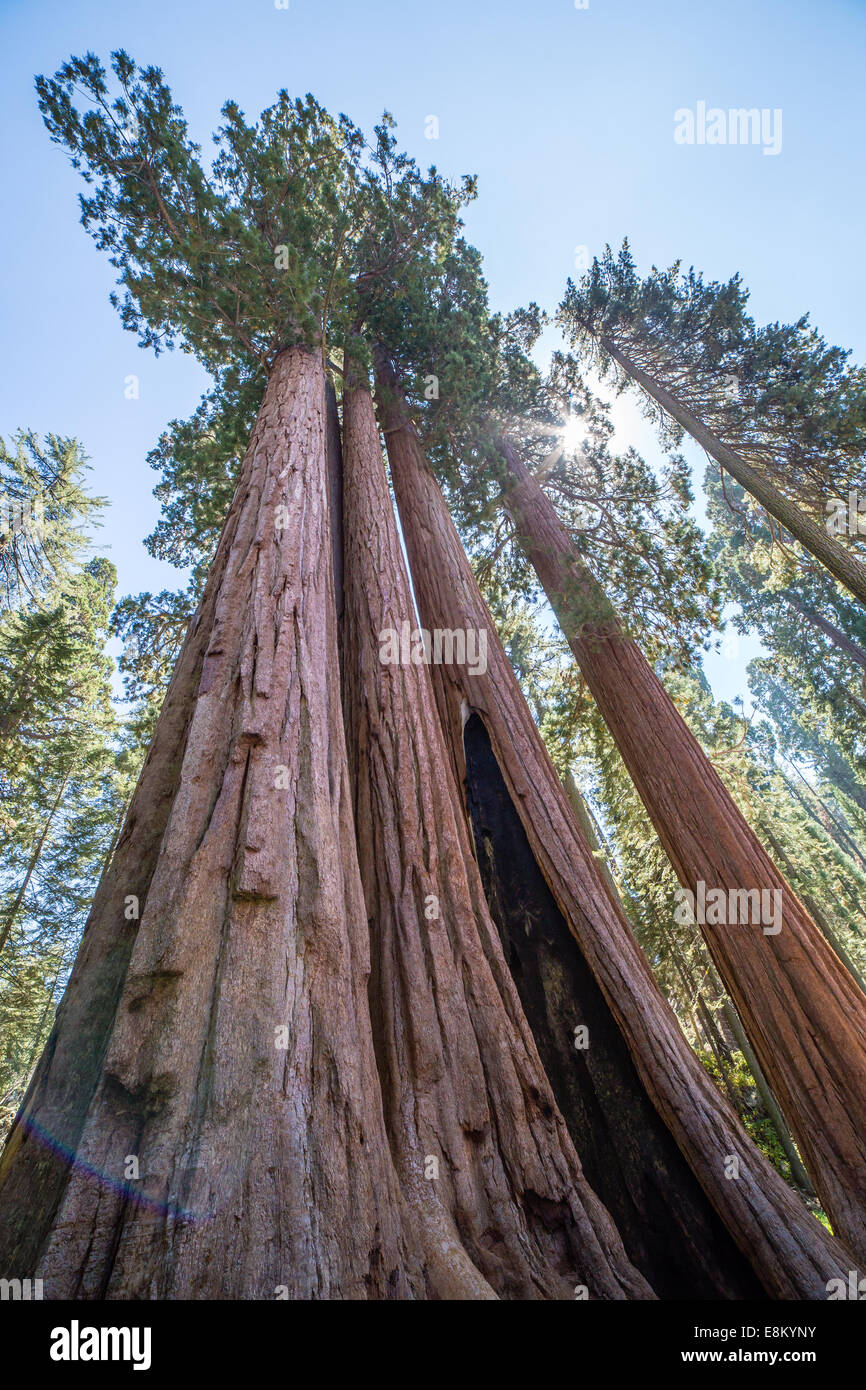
[1,0,864,708]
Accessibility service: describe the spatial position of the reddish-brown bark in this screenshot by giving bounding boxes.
[0,427,258,1279]
[340,383,652,1299]
[7,349,425,1298]
[492,435,866,1266]
[374,351,863,1296]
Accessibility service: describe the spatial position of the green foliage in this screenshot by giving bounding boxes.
[37,52,474,384]
[110,587,196,746]
[0,513,127,1140]
[0,945,64,1133]
[697,1044,803,1189]
[38,52,479,730]
[0,431,104,614]
[708,469,866,767]
[369,228,721,666]
[147,377,262,589]
[559,240,866,526]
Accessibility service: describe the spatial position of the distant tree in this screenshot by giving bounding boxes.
[0,432,103,615]
[559,242,866,603]
[708,469,866,765]
[0,556,125,1141]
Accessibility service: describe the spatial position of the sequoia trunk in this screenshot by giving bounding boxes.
[494,433,866,1265]
[0,477,249,1278]
[374,349,862,1295]
[0,348,420,1298]
[340,382,651,1299]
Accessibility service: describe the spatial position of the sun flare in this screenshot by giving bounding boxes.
[561,415,586,455]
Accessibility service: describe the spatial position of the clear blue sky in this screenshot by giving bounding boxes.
[1,0,864,706]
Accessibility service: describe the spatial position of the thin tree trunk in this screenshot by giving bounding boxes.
[695,991,733,1066]
[784,594,866,673]
[340,382,650,1299]
[374,348,860,1297]
[0,770,70,959]
[718,999,815,1198]
[696,950,814,1195]
[21,791,133,1101]
[823,743,866,818]
[1,348,419,1298]
[782,757,866,874]
[563,771,622,907]
[662,922,746,1116]
[493,431,866,1263]
[599,336,866,607]
[16,950,75,1101]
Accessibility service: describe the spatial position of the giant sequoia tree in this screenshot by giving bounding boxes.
[0,50,650,1300]
[0,53,481,1294]
[1,50,865,1298]
[338,375,650,1298]
[491,443,866,1261]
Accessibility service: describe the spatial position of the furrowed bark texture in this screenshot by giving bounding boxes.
[0,427,260,1278]
[374,352,861,1297]
[600,337,866,608]
[496,435,866,1267]
[28,348,422,1299]
[340,384,651,1300]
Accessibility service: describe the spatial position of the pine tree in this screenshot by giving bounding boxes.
[559,243,866,604]
[0,432,103,616]
[0,557,124,1141]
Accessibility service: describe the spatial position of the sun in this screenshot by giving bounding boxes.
[561,415,586,455]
